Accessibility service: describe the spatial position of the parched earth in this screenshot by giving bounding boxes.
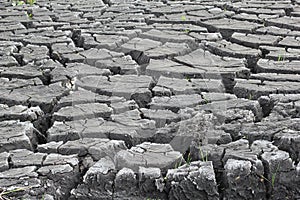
[0,0,300,199]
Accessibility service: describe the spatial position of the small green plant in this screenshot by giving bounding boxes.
[0,187,28,199]
[186,76,191,82]
[184,29,190,33]
[271,164,280,188]
[199,148,208,162]
[256,163,281,188]
[248,93,253,100]
[181,15,187,21]
[203,97,209,104]
[27,9,34,19]
[11,0,24,6]
[277,54,285,62]
[11,0,36,6]
[186,152,192,165]
[174,158,183,168]
[27,0,35,5]
[271,173,276,187]
[28,13,33,18]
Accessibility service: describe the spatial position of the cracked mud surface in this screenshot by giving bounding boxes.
[0,0,300,199]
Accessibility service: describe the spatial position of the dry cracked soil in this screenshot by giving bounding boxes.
[0,0,300,199]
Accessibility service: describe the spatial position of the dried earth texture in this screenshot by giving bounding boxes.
[0,0,300,199]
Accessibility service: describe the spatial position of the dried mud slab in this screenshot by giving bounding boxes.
[0,0,300,199]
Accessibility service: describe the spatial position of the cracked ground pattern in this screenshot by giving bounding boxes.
[0,0,300,199]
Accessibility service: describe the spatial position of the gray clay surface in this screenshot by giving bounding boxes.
[0,0,299,199]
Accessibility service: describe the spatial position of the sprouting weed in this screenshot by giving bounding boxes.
[203,98,209,104]
[175,158,183,168]
[186,76,191,82]
[181,16,187,21]
[271,164,281,188]
[28,0,35,6]
[199,147,208,162]
[256,163,281,188]
[277,54,285,62]
[248,93,253,100]
[186,152,192,165]
[11,0,36,6]
[271,173,276,187]
[0,187,31,199]
[17,1,25,5]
